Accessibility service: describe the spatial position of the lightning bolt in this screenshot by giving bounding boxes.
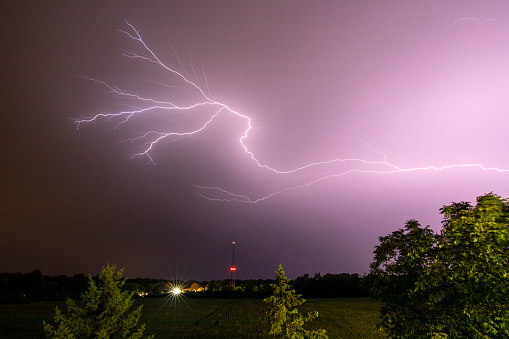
[447,16,498,28]
[75,21,509,203]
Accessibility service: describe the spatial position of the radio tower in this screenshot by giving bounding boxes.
[230,241,236,288]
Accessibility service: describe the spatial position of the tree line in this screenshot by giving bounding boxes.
[0,271,370,304]
[0,270,89,303]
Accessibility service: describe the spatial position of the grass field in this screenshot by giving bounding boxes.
[0,297,385,338]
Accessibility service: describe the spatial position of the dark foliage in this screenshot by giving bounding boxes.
[292,273,370,298]
[0,271,89,303]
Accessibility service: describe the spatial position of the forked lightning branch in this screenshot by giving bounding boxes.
[75,21,509,203]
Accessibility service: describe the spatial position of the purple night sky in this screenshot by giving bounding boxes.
[2,1,509,281]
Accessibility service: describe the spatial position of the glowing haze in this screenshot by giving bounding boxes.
[3,1,509,280]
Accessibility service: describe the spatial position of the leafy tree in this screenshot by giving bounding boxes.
[43,264,153,339]
[206,280,220,292]
[370,219,438,337]
[370,193,509,338]
[263,264,327,338]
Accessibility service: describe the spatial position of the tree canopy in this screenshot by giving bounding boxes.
[370,193,509,338]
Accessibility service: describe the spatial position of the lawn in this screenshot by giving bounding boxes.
[0,297,385,338]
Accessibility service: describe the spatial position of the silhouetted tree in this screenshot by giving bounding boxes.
[206,280,220,292]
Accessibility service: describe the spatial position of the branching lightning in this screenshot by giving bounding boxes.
[451,17,497,26]
[442,16,498,30]
[75,21,509,203]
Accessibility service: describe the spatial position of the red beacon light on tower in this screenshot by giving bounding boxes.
[230,241,236,288]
